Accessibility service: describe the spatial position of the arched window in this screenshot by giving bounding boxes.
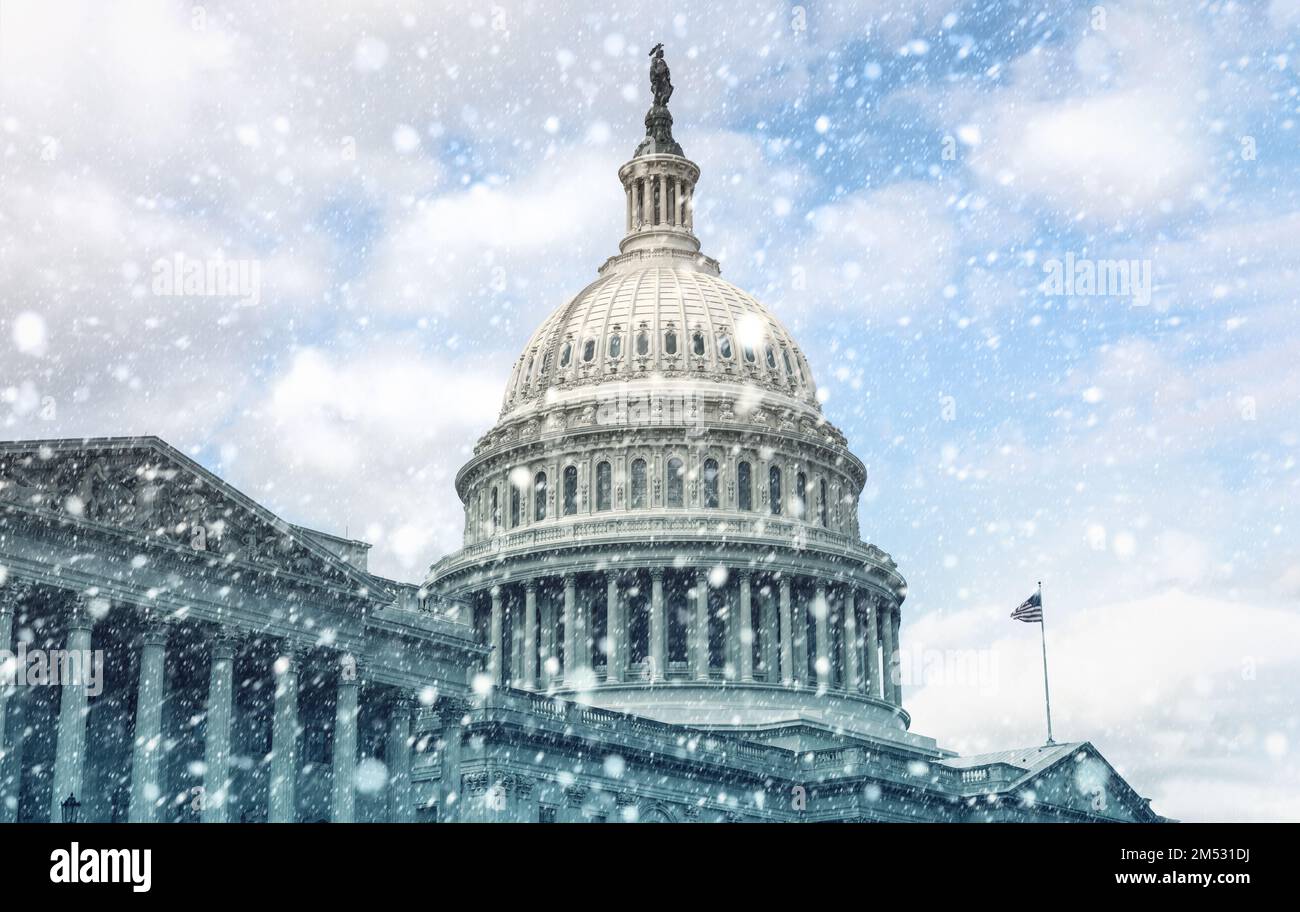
[664,329,678,355]
[608,334,622,359]
[769,466,782,516]
[717,333,733,360]
[818,479,828,527]
[541,349,553,374]
[765,345,777,369]
[737,461,752,511]
[563,466,578,516]
[596,461,612,511]
[742,341,756,363]
[782,348,794,376]
[795,471,808,519]
[510,485,521,528]
[582,339,596,363]
[534,471,547,521]
[525,354,535,380]
[490,487,500,531]
[691,331,706,356]
[666,457,685,507]
[703,458,720,508]
[631,458,647,509]
[560,341,572,368]
[636,330,650,356]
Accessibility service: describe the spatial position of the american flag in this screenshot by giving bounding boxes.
[1011,591,1043,623]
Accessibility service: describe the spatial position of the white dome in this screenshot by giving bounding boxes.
[501,263,819,416]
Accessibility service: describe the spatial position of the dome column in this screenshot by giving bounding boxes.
[879,597,899,706]
[890,602,904,707]
[649,569,665,682]
[562,574,578,685]
[605,573,622,684]
[488,586,504,685]
[693,568,709,681]
[778,576,794,686]
[738,571,754,682]
[523,581,538,691]
[842,589,860,694]
[814,582,831,691]
[863,593,881,699]
[792,583,809,686]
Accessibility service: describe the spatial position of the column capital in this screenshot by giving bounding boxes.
[68,593,97,630]
[737,568,753,582]
[336,650,362,684]
[695,566,709,582]
[524,579,538,594]
[649,567,665,581]
[140,619,172,648]
[210,634,239,661]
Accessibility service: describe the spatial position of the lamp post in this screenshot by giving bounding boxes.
[60,792,81,824]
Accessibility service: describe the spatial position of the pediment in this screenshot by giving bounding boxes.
[0,437,370,591]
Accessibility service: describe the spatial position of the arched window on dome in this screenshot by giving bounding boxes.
[582,339,597,363]
[541,350,553,375]
[631,459,647,509]
[691,330,706,357]
[560,341,573,368]
[781,348,794,377]
[636,329,650,357]
[742,341,756,363]
[596,461,612,512]
[703,458,720,508]
[818,478,828,528]
[765,344,777,369]
[737,461,753,511]
[563,466,578,516]
[608,333,622,360]
[717,333,733,360]
[769,466,782,516]
[664,329,678,355]
[490,486,500,532]
[795,471,808,519]
[534,471,548,521]
[510,485,521,528]
[666,457,685,507]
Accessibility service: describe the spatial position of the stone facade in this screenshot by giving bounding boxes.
[0,96,1163,824]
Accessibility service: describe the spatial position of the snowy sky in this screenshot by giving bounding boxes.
[2,0,1298,821]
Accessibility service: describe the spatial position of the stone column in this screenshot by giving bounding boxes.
[488,586,503,685]
[437,701,466,822]
[792,585,809,686]
[864,594,881,699]
[694,568,710,681]
[649,569,665,682]
[523,582,538,690]
[331,654,360,823]
[655,175,664,224]
[387,694,414,823]
[738,571,754,682]
[562,574,578,683]
[268,646,301,824]
[0,580,30,823]
[605,573,622,684]
[890,602,903,707]
[50,595,94,822]
[842,589,860,694]
[879,601,898,706]
[625,185,633,231]
[199,635,237,823]
[760,581,778,681]
[128,619,169,823]
[779,577,794,686]
[814,582,831,690]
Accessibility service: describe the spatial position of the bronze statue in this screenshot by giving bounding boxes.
[649,43,673,106]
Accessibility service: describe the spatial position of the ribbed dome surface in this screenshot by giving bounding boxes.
[502,264,818,415]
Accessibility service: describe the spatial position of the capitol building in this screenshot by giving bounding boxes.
[0,72,1161,824]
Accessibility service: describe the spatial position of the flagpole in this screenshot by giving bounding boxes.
[1038,581,1054,745]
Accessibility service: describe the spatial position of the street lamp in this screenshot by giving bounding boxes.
[60,792,81,823]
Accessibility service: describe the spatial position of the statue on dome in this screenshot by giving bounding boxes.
[649,43,673,107]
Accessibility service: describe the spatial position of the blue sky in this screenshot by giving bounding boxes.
[2,0,1298,820]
